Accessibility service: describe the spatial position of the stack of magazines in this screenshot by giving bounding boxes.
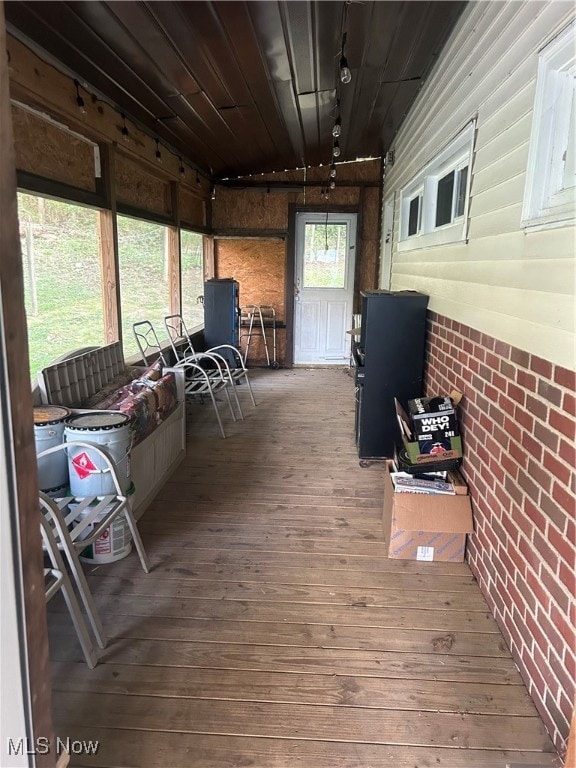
[390,472,455,495]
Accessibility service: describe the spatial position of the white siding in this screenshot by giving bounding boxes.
[383,1,576,369]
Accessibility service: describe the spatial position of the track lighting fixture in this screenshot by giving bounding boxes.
[330,163,337,178]
[339,33,352,84]
[340,59,352,85]
[330,180,336,190]
[74,79,86,114]
[333,140,341,158]
[69,75,203,183]
[332,115,342,138]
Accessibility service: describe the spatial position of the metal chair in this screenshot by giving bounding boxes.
[40,500,98,668]
[164,313,256,413]
[132,319,235,438]
[37,441,150,649]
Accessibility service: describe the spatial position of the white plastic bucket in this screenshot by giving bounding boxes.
[34,405,71,492]
[71,501,133,565]
[64,412,132,496]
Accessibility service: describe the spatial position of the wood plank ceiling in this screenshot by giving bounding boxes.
[5,0,465,180]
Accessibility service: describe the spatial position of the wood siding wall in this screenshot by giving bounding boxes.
[383,0,575,370]
[426,313,575,757]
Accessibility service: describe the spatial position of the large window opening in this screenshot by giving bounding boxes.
[180,229,205,328]
[18,193,204,376]
[17,192,104,379]
[117,216,171,361]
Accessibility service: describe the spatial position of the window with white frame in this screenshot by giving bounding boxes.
[399,121,475,251]
[522,21,575,229]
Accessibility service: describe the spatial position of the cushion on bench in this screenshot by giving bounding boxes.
[39,346,178,446]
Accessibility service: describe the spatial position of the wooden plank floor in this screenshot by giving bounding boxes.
[47,368,560,767]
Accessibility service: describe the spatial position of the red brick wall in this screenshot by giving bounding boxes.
[425,311,576,755]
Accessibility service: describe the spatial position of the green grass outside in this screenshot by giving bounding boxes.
[18,193,203,379]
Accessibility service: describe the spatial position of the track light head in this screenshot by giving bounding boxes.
[340,56,352,84]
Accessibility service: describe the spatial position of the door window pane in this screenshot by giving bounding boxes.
[303,223,347,288]
[181,230,204,328]
[117,216,170,361]
[18,193,104,379]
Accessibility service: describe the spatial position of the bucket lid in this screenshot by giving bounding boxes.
[33,405,71,425]
[65,411,130,431]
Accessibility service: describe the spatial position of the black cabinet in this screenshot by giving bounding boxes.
[355,290,428,460]
[203,279,239,351]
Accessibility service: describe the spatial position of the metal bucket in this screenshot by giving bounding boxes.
[34,405,71,492]
[64,412,132,496]
[70,502,133,565]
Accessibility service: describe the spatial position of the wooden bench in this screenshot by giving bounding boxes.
[37,342,186,519]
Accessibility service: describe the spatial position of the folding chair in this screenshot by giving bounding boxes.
[165,313,256,414]
[37,441,150,649]
[132,319,235,438]
[40,501,98,668]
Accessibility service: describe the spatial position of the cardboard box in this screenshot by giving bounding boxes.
[395,396,463,464]
[408,396,459,454]
[382,462,473,562]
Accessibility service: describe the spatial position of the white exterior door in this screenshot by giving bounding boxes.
[294,212,357,365]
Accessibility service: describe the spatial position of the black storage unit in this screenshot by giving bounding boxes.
[203,279,240,353]
[354,290,429,460]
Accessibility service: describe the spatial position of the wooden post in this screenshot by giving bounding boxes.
[168,181,181,315]
[0,5,58,766]
[97,143,121,344]
[203,235,215,282]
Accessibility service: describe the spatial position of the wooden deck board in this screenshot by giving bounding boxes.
[78,575,490,611]
[86,558,480,592]
[51,637,523,685]
[52,591,499,633]
[53,692,552,751]
[48,368,559,767]
[49,613,510,657]
[49,661,538,714]
[56,729,562,768]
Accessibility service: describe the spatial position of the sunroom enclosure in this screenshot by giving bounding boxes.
[1,1,575,766]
